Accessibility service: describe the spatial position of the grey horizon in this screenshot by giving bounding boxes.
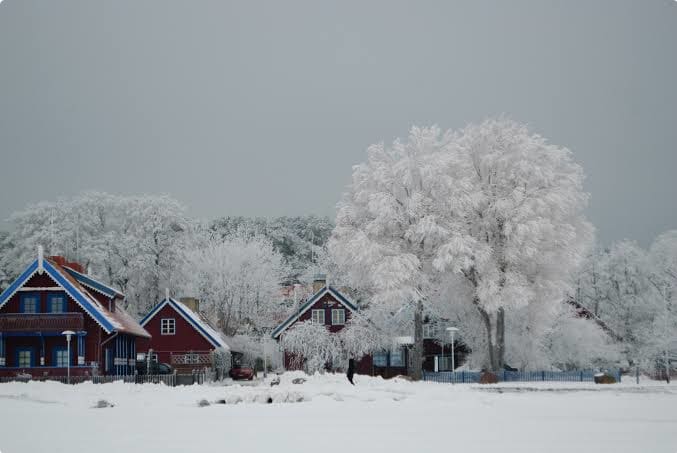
[1,0,676,246]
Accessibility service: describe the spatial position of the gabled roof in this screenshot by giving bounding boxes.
[140,298,230,350]
[0,257,150,338]
[271,286,358,339]
[63,266,124,299]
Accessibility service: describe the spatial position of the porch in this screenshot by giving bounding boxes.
[0,316,88,373]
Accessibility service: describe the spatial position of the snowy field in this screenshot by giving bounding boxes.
[1,373,676,453]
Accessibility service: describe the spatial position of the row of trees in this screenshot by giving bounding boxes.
[575,233,677,372]
[0,118,673,376]
[0,195,328,335]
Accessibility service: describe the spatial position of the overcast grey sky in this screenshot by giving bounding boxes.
[0,0,676,245]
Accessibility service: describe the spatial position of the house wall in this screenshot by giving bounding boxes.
[292,292,354,332]
[139,304,214,364]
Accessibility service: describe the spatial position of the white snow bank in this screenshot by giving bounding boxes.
[0,372,676,453]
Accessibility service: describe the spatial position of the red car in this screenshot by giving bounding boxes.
[229,366,255,380]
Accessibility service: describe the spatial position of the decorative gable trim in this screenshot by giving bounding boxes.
[62,267,124,299]
[271,286,358,339]
[0,259,116,334]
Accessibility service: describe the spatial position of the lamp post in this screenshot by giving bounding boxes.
[446,327,459,383]
[62,330,75,384]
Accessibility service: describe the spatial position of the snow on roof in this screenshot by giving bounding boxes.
[0,257,150,338]
[140,298,230,350]
[271,285,358,339]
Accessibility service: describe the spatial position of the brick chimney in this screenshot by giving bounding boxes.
[312,274,327,293]
[180,297,200,313]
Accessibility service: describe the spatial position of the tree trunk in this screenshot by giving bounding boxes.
[496,307,505,370]
[476,303,505,372]
[411,300,424,381]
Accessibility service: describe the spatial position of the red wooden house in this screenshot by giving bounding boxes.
[271,276,373,374]
[138,296,230,373]
[272,276,466,378]
[0,250,150,377]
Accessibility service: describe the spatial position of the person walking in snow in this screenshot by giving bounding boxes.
[347,358,355,385]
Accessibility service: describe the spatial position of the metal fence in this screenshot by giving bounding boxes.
[423,369,622,384]
[0,374,178,386]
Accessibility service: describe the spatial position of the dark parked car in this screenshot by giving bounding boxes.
[229,366,255,380]
[136,360,173,375]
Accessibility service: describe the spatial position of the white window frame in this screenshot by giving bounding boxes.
[18,350,32,368]
[331,309,345,325]
[311,309,325,324]
[160,318,176,335]
[423,324,438,339]
[54,349,69,367]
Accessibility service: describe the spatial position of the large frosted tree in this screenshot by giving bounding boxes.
[331,119,593,373]
[180,231,288,336]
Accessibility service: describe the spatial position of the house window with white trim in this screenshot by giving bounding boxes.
[20,294,39,313]
[161,318,176,335]
[311,309,325,324]
[54,348,69,367]
[423,323,438,339]
[17,349,33,368]
[48,294,66,313]
[331,309,345,325]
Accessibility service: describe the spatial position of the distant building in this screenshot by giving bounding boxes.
[272,275,372,374]
[271,275,467,378]
[0,250,150,377]
[138,296,230,374]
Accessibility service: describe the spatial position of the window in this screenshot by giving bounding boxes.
[17,348,33,368]
[20,294,40,313]
[48,293,66,313]
[331,309,345,325]
[373,351,388,367]
[390,347,405,367]
[53,348,69,367]
[311,309,325,324]
[161,318,176,335]
[423,323,438,339]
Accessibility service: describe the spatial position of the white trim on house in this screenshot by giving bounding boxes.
[271,286,358,339]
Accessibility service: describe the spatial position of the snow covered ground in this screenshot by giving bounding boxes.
[1,372,676,453]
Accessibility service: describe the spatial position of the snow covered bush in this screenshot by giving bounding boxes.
[280,321,342,373]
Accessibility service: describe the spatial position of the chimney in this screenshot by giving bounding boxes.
[48,255,66,267]
[65,261,85,273]
[312,274,327,293]
[180,297,200,313]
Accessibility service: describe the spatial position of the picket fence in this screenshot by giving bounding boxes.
[423,369,622,384]
[0,374,178,386]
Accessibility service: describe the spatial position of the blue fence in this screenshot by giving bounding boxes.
[423,369,622,384]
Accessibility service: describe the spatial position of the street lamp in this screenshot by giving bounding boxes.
[62,330,75,384]
[446,327,459,383]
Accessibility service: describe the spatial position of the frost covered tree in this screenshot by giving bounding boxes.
[331,119,593,373]
[181,231,288,336]
[209,215,333,280]
[647,231,677,378]
[280,321,342,373]
[3,192,191,317]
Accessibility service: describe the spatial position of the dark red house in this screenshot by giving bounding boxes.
[272,276,466,377]
[138,296,230,373]
[0,250,150,377]
[272,276,374,374]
